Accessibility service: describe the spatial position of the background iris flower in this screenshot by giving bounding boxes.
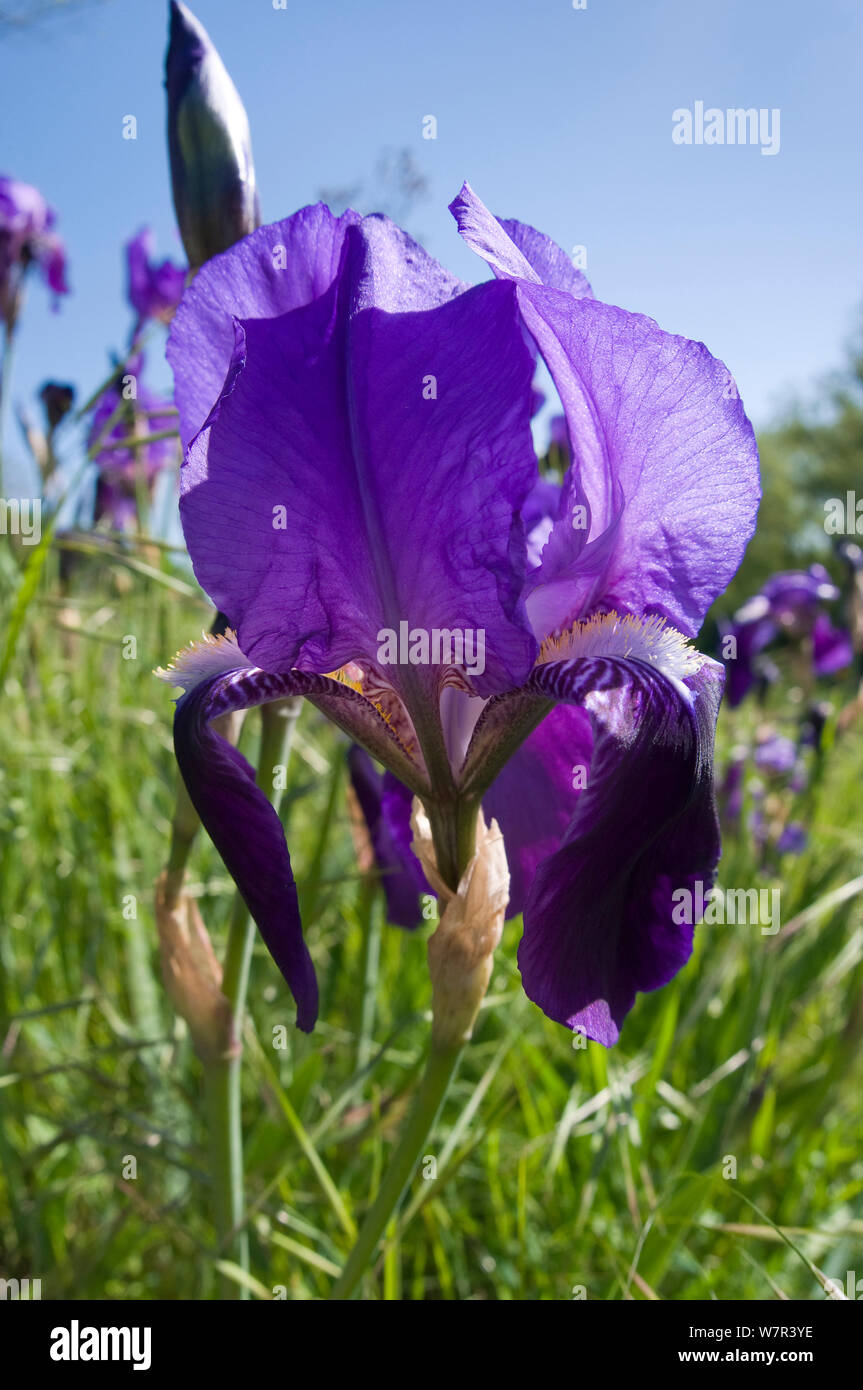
[125,227,186,337]
[722,563,853,706]
[88,367,177,531]
[0,174,68,329]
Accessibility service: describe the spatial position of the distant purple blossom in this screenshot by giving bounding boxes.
[722,564,853,706]
[776,822,807,855]
[88,370,176,530]
[126,228,185,333]
[753,734,797,775]
[0,174,68,325]
[347,746,430,927]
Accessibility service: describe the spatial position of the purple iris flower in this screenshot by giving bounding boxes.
[812,611,853,676]
[723,564,853,705]
[89,371,176,530]
[126,228,186,333]
[347,746,430,928]
[753,733,797,775]
[162,186,760,1044]
[0,175,68,324]
[717,749,747,829]
[776,822,807,855]
[547,413,570,463]
[760,565,837,622]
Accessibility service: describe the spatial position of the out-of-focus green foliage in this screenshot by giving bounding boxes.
[0,531,861,1300]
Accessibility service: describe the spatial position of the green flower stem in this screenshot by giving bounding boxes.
[0,322,15,492]
[204,698,301,1299]
[329,1039,462,1299]
[165,775,200,887]
[427,795,479,894]
[353,876,382,1073]
[330,794,481,1298]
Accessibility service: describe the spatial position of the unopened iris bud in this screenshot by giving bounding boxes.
[39,380,75,434]
[155,871,236,1062]
[411,804,509,1049]
[165,1,260,270]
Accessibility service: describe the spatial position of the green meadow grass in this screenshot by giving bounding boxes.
[1,545,862,1301]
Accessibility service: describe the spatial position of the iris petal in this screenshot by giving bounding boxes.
[517,656,723,1045]
[174,667,316,1031]
[483,703,593,918]
[170,659,430,1029]
[168,203,465,449]
[179,256,539,699]
[347,747,428,927]
[450,182,761,639]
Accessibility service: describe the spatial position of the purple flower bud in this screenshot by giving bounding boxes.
[39,380,75,433]
[165,2,260,270]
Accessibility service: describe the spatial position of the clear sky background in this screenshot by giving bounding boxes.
[2,0,862,491]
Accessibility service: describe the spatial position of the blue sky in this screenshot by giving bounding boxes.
[2,0,862,490]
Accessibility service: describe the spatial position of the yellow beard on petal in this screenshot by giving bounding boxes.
[324,661,365,694]
[537,611,705,685]
[326,661,419,756]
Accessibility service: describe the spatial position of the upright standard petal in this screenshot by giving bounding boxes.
[448,187,592,299]
[168,205,359,448]
[517,656,724,1045]
[179,244,538,696]
[167,205,465,449]
[451,183,761,639]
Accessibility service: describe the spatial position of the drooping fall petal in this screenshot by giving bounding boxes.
[517,656,723,1045]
